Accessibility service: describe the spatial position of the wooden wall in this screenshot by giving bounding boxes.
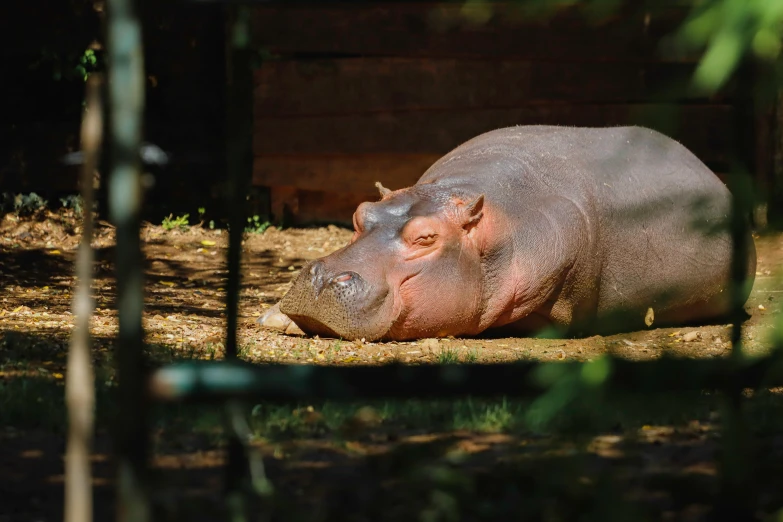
[251,2,750,226]
[2,2,764,225]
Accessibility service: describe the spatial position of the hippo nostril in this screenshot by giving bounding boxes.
[310,261,325,277]
[309,261,327,294]
[330,272,356,285]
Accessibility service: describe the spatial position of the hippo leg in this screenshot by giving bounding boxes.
[256,302,305,335]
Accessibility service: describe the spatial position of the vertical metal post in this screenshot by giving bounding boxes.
[65,73,103,522]
[712,169,756,522]
[106,0,150,520]
[224,2,252,364]
[224,5,254,520]
[713,61,758,520]
[773,79,783,226]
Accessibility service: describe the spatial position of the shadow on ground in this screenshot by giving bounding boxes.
[3,333,783,521]
[0,242,306,319]
[2,409,783,521]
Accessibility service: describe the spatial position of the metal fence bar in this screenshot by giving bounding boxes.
[223,5,256,520]
[148,354,783,403]
[106,0,151,519]
[715,164,758,519]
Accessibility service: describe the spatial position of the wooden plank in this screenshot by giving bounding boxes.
[262,185,370,227]
[295,189,369,226]
[254,153,440,196]
[251,3,694,62]
[253,152,731,198]
[257,167,737,227]
[253,104,736,162]
[254,58,739,118]
[270,185,300,224]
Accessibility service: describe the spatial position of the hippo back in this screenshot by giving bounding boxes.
[416,125,748,327]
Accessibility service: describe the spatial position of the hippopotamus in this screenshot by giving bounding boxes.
[258,125,756,341]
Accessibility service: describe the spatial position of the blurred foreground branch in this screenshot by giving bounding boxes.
[64,73,102,522]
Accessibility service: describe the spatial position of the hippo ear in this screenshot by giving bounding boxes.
[375,181,392,199]
[460,194,484,231]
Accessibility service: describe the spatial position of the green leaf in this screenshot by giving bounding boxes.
[581,356,612,387]
[693,29,744,93]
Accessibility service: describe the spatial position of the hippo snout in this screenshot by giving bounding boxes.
[279,259,393,340]
[308,261,362,297]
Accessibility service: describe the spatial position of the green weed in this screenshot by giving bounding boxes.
[59,195,84,214]
[1,192,48,216]
[463,348,479,363]
[324,341,341,362]
[75,48,97,82]
[204,342,220,360]
[238,344,252,359]
[437,347,461,364]
[245,215,271,234]
[161,213,190,232]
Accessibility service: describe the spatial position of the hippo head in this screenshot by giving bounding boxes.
[279,182,488,341]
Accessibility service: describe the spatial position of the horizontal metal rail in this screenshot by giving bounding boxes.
[148,352,783,403]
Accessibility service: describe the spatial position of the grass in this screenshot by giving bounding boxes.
[0,359,740,440]
[3,327,783,442]
[0,361,118,432]
[4,332,783,451]
[152,389,783,444]
[5,333,783,440]
[4,338,783,521]
[326,340,343,362]
[437,346,461,364]
[435,346,481,365]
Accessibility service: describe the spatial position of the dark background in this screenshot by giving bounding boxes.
[0,0,776,226]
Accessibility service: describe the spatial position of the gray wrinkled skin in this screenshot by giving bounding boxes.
[280,260,389,339]
[261,125,756,341]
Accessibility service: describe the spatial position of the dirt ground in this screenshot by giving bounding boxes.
[1,208,783,521]
[1,208,779,365]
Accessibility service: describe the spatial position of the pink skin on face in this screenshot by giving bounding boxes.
[352,194,491,340]
[383,194,555,340]
[279,187,543,342]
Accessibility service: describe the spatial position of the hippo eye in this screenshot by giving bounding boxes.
[413,234,438,247]
[402,217,440,252]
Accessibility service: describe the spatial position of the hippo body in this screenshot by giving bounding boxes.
[260,125,756,341]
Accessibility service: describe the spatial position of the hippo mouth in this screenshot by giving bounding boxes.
[279,260,395,341]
